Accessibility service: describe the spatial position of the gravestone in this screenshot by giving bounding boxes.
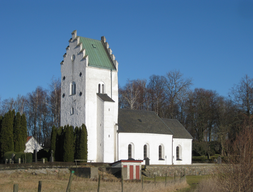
[34,150,37,163]
[50,150,54,162]
[217,156,222,164]
[145,158,150,166]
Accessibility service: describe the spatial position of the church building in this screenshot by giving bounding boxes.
[60,30,192,165]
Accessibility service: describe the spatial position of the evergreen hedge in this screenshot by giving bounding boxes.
[55,126,64,161]
[74,127,80,159]
[13,112,21,152]
[0,111,28,160]
[20,113,27,152]
[24,153,33,163]
[50,126,57,158]
[3,151,32,163]
[0,110,15,158]
[80,124,88,160]
[63,125,74,162]
[51,124,88,162]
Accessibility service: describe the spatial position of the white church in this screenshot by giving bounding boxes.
[60,30,192,165]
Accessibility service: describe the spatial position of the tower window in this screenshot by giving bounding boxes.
[63,76,65,80]
[71,54,75,61]
[70,107,74,115]
[98,83,105,93]
[102,84,104,93]
[98,84,101,93]
[70,82,76,95]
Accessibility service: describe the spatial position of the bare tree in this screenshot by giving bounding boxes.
[1,98,15,115]
[135,79,147,110]
[14,95,27,115]
[0,96,2,116]
[212,116,253,192]
[185,88,217,142]
[165,70,192,119]
[230,74,253,118]
[147,75,167,116]
[27,86,49,144]
[214,97,238,156]
[47,77,61,128]
[119,79,145,109]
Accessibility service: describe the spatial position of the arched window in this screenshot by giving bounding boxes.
[159,145,164,160]
[144,145,147,159]
[176,146,182,160]
[71,54,75,61]
[70,82,76,95]
[128,144,132,159]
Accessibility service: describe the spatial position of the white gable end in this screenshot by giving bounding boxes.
[24,137,43,153]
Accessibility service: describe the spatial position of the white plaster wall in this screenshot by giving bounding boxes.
[24,137,43,153]
[96,97,104,162]
[173,138,192,165]
[118,133,173,165]
[60,34,118,163]
[103,101,116,162]
[61,38,86,128]
[85,67,118,162]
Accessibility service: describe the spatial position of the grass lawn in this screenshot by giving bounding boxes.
[0,170,189,192]
[178,175,209,192]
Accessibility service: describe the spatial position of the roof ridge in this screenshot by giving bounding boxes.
[160,118,175,135]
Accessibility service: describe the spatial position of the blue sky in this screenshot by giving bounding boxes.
[0,0,252,101]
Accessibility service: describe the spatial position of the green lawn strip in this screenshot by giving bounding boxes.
[143,175,176,182]
[178,175,209,192]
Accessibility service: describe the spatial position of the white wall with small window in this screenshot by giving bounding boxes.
[118,132,173,165]
[70,82,76,95]
[173,138,192,165]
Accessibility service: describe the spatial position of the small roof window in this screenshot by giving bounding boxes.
[92,44,96,48]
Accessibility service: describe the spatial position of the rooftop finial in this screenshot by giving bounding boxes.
[71,30,77,39]
[101,36,106,43]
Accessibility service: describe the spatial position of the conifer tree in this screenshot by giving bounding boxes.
[13,112,21,152]
[20,113,27,151]
[80,124,88,160]
[55,126,64,161]
[0,115,2,157]
[63,125,74,162]
[74,127,80,159]
[50,126,57,158]
[0,110,14,158]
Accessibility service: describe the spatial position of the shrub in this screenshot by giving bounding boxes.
[3,151,15,162]
[24,153,33,163]
[3,151,32,163]
[63,125,74,162]
[14,152,26,163]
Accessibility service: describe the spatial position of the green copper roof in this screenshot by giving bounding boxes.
[79,37,116,70]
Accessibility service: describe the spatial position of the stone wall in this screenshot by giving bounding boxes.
[144,164,217,177]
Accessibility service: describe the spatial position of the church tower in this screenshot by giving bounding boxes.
[60,30,119,163]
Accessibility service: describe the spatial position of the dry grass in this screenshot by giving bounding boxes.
[0,169,188,192]
[194,177,220,192]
